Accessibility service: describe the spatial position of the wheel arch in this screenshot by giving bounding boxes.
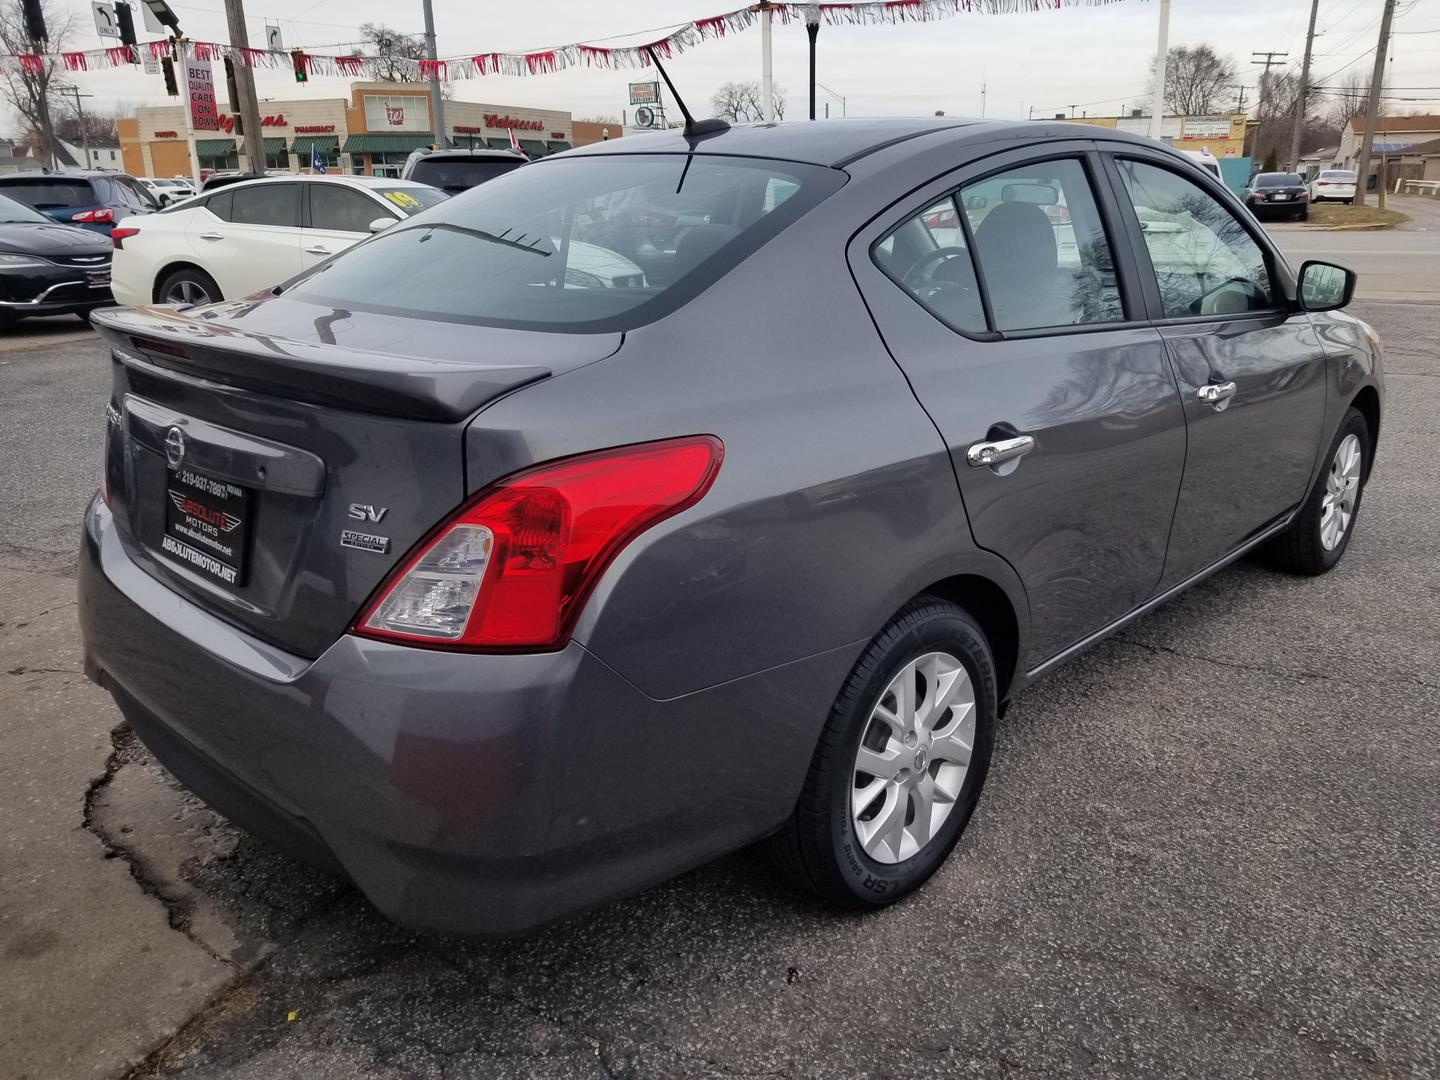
[152,261,220,304]
[1350,384,1381,480]
[915,573,1021,704]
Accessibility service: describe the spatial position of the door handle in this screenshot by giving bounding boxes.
[966,434,1036,468]
[303,245,332,256]
[1197,381,1237,407]
[197,231,223,241]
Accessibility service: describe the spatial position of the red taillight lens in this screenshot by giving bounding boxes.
[111,226,139,250]
[72,208,114,224]
[352,436,724,651]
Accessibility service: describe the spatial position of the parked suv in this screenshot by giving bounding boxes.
[80,120,1383,936]
[401,148,527,194]
[0,170,159,235]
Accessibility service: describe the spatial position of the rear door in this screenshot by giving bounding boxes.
[300,182,394,271]
[851,143,1188,667]
[188,183,303,297]
[1099,149,1328,587]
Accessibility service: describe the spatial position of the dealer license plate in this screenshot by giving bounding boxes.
[161,466,251,587]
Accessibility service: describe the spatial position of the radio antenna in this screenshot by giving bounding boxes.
[644,46,729,139]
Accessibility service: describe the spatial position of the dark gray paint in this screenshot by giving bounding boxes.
[80,120,1385,935]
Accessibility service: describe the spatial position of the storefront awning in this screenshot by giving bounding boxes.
[485,138,511,151]
[290,135,339,155]
[546,140,572,154]
[262,137,286,154]
[342,133,436,154]
[519,139,549,158]
[195,138,237,156]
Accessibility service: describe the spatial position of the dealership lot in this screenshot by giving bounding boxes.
[2,206,1438,1079]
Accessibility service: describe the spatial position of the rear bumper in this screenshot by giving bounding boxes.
[79,498,845,935]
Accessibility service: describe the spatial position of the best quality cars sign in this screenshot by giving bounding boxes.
[185,59,219,132]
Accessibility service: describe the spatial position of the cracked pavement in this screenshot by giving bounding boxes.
[2,205,1439,1079]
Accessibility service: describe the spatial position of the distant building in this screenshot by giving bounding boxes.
[572,120,622,148]
[1335,114,1440,170]
[1040,111,1250,161]
[59,138,122,171]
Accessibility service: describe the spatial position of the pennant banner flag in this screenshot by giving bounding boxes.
[0,1,1139,81]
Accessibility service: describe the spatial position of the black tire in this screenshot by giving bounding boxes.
[1262,406,1370,575]
[1298,208,1309,221]
[769,596,997,909]
[156,267,221,307]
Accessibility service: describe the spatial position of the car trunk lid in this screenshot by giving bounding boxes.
[93,299,621,658]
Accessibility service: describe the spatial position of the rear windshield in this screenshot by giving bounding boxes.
[0,192,52,223]
[286,154,844,332]
[1255,173,1303,187]
[371,185,449,215]
[409,157,525,194]
[0,178,98,210]
[1320,170,1357,181]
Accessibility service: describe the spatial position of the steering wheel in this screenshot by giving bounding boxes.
[901,246,972,292]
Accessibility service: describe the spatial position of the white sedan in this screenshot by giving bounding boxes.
[1308,169,1357,204]
[110,175,448,307]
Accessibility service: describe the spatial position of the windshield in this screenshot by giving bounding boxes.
[371,185,449,215]
[1255,174,1303,188]
[409,157,525,194]
[286,154,844,332]
[0,192,53,223]
[0,178,98,210]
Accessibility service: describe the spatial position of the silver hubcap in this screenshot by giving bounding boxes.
[851,650,975,865]
[165,278,211,306]
[1320,433,1362,551]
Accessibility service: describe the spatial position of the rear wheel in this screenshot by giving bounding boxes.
[769,596,997,909]
[1298,208,1309,221]
[1263,406,1370,575]
[157,267,221,307]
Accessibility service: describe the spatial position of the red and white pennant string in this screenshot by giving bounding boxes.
[5,0,1138,81]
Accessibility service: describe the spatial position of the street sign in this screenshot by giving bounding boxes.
[92,1,120,38]
[266,24,283,52]
[140,1,164,33]
[143,55,159,74]
[628,81,659,106]
[183,58,220,132]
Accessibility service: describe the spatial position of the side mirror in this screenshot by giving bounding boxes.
[1296,260,1356,312]
[369,217,396,234]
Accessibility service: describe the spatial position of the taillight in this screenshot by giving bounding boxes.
[111,227,139,250]
[353,436,724,651]
[71,208,114,224]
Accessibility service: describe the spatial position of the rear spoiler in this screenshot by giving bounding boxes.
[91,305,551,423]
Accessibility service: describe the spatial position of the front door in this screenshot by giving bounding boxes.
[1101,152,1329,587]
[190,182,303,298]
[852,147,1188,666]
[301,182,393,271]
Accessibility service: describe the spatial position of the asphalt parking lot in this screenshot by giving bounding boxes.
[2,200,1438,1080]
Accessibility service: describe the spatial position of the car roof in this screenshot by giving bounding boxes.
[561,117,1193,168]
[1,170,120,180]
[416,149,526,161]
[211,174,435,196]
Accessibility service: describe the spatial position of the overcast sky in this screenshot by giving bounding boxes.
[26,0,1440,131]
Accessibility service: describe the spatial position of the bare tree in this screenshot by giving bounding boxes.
[710,80,786,123]
[1145,44,1238,116]
[359,22,425,82]
[54,107,118,146]
[0,0,76,165]
[1325,70,1382,130]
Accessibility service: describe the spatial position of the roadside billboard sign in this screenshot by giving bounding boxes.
[184,59,220,132]
[628,81,660,105]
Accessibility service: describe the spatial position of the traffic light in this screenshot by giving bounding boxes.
[291,51,307,84]
[115,3,137,47]
[20,0,46,43]
[161,57,178,96]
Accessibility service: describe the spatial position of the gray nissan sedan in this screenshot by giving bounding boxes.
[80,119,1383,935]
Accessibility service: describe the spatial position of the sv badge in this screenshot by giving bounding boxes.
[347,504,388,523]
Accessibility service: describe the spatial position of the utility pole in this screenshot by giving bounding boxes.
[1147,0,1171,140]
[421,0,446,146]
[759,2,775,122]
[1235,84,1247,114]
[980,77,987,119]
[1251,50,1289,116]
[56,87,95,168]
[1354,0,1397,208]
[222,0,265,174]
[1287,0,1320,171]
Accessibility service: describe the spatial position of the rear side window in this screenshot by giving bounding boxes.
[310,184,386,232]
[285,155,844,332]
[409,158,524,193]
[960,158,1124,331]
[1118,159,1273,318]
[874,196,986,334]
[203,191,233,220]
[230,184,300,227]
[0,179,97,210]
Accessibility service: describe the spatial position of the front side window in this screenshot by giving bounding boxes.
[310,184,387,233]
[960,158,1124,331]
[873,196,986,334]
[1117,159,1273,318]
[285,155,843,332]
[230,184,300,228]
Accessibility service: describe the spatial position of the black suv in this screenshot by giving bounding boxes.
[401,149,527,194]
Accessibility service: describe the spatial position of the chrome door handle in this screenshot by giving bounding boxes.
[303,245,332,256]
[197,231,223,241]
[966,434,1035,468]
[1197,381,1237,406]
